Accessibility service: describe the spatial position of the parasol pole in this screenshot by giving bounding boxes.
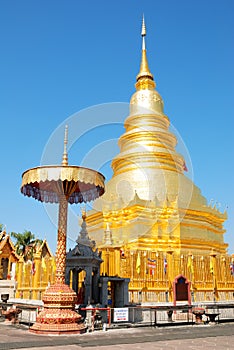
[55,125,69,284]
[55,195,68,284]
[55,125,68,284]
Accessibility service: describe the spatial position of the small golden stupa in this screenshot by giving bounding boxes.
[86,18,233,304]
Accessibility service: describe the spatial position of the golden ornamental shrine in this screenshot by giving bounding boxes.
[15,240,55,300]
[86,18,234,304]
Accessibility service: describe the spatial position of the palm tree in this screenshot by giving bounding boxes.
[10,230,42,261]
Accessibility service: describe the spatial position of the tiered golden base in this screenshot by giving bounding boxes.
[29,283,86,335]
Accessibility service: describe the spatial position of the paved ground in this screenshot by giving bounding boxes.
[0,322,233,350]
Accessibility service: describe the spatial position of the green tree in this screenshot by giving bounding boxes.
[0,224,4,233]
[10,230,42,260]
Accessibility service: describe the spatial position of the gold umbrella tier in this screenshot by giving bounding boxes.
[21,165,105,204]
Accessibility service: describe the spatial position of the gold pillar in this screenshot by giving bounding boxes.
[187,252,195,302]
[49,257,56,285]
[114,249,120,276]
[210,251,218,302]
[32,252,41,299]
[187,252,194,285]
[167,248,174,302]
[16,256,24,298]
[100,249,108,275]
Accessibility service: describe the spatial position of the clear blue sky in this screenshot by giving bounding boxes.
[0,1,233,254]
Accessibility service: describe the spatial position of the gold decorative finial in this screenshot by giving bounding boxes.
[141,15,146,50]
[82,205,86,218]
[141,15,146,36]
[141,15,146,42]
[62,125,68,166]
[136,15,155,90]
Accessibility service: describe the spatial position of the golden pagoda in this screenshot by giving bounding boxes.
[86,18,233,304]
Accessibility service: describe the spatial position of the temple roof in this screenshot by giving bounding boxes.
[0,232,19,261]
[36,239,54,258]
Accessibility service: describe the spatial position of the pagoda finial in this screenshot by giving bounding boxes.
[141,14,146,49]
[62,125,68,166]
[136,15,155,90]
[81,205,86,220]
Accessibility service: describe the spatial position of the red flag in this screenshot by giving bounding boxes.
[164,258,168,274]
[31,260,36,275]
[230,262,234,276]
[183,161,188,172]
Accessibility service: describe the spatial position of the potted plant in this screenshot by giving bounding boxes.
[192,307,205,323]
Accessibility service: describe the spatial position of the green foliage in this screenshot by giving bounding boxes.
[10,230,43,260]
[0,223,4,233]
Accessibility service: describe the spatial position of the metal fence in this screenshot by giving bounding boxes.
[79,303,234,330]
[1,301,234,329]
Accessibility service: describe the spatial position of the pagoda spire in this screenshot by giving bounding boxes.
[136,15,155,90]
[62,125,68,166]
[141,14,146,50]
[76,208,95,248]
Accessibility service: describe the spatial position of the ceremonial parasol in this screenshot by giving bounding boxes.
[21,126,105,334]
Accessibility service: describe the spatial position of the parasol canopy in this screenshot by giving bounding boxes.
[21,165,105,204]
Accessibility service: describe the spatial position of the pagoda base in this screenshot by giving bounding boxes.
[29,282,86,335]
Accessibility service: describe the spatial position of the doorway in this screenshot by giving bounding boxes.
[173,275,191,305]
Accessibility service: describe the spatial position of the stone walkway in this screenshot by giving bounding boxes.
[0,322,233,350]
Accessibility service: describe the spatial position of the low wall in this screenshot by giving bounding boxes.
[0,280,16,299]
[109,302,234,327]
[0,298,43,324]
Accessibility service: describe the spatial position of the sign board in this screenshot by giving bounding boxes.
[113,308,129,322]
